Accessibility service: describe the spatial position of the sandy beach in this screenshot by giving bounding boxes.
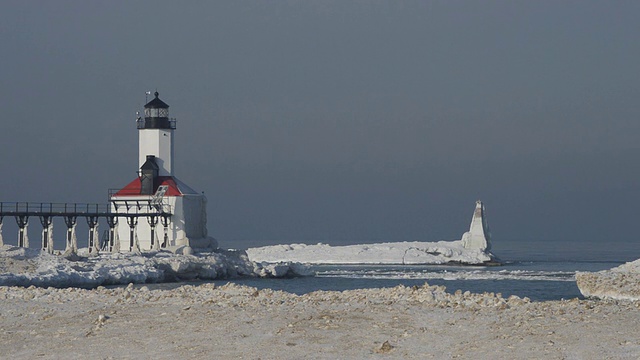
[1,282,639,359]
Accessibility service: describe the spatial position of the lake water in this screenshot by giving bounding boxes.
[201,260,618,302]
[190,240,635,302]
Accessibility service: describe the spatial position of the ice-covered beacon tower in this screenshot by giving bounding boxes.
[110,92,217,253]
[461,200,492,252]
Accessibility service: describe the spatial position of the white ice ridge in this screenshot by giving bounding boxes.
[0,245,311,288]
[247,201,496,265]
[576,258,640,301]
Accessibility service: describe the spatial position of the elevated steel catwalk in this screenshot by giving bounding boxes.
[0,201,172,218]
[0,201,173,252]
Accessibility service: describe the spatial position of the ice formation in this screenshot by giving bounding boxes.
[461,200,491,251]
[576,258,640,301]
[0,245,311,288]
[247,201,496,265]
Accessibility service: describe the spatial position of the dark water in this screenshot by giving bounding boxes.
[140,241,639,302]
[204,260,621,302]
[195,241,636,302]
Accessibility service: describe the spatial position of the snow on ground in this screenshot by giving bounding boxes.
[247,240,495,265]
[0,245,310,288]
[576,258,640,301]
[1,240,640,358]
[2,282,640,359]
[4,192,640,357]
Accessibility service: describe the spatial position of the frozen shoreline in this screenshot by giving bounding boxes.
[2,244,640,357]
[576,257,640,301]
[2,281,640,358]
[0,245,310,288]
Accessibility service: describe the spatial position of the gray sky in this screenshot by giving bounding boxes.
[1,1,639,252]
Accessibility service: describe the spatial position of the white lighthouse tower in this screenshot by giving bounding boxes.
[138,91,174,176]
[110,92,217,253]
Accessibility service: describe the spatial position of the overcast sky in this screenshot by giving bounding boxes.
[1,1,639,252]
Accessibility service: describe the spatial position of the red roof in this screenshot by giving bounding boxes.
[112,176,199,197]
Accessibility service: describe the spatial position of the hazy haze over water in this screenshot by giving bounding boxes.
[1,1,639,255]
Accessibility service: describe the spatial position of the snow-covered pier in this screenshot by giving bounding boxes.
[247,201,498,266]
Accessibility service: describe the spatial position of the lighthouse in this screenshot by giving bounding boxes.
[110,92,217,253]
[137,92,174,176]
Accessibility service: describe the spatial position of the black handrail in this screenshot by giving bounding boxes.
[0,201,171,216]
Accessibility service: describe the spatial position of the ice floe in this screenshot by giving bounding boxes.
[0,245,311,288]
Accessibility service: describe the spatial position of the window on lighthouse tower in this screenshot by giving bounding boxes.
[145,107,169,118]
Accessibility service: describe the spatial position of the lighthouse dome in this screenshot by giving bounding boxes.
[144,91,169,110]
[140,91,175,129]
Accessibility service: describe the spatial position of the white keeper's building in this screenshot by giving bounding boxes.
[110,92,216,252]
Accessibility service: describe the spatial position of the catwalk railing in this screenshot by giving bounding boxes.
[0,201,171,217]
[0,201,173,253]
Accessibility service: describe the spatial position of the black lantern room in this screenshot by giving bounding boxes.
[138,91,176,129]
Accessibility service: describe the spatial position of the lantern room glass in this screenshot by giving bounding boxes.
[145,108,169,117]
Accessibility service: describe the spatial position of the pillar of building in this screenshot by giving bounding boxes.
[16,215,29,248]
[39,216,53,253]
[148,215,158,250]
[87,216,99,254]
[64,216,78,254]
[106,216,118,252]
[126,216,138,252]
[47,222,54,254]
